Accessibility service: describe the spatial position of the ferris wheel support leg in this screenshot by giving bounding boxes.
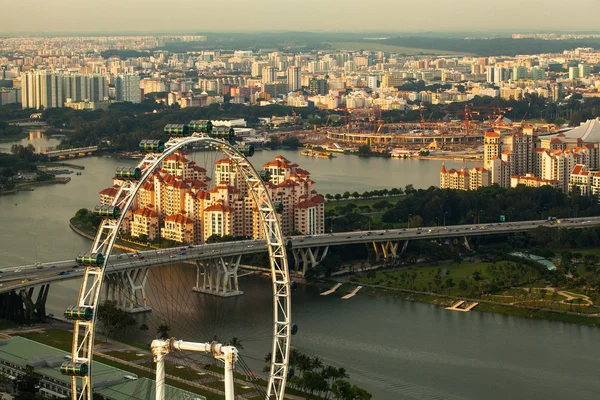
[151,341,168,400]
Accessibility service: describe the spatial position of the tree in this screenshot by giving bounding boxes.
[228,337,244,350]
[334,193,342,201]
[408,215,423,228]
[458,280,469,291]
[352,191,360,199]
[343,191,351,200]
[332,379,353,400]
[14,366,42,400]
[96,301,136,340]
[157,324,171,339]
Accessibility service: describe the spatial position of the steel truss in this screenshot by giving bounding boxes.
[68,134,291,400]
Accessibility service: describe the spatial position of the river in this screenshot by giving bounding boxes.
[0,136,598,399]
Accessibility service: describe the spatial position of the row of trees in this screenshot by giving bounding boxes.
[381,185,600,227]
[325,186,405,201]
[265,348,371,399]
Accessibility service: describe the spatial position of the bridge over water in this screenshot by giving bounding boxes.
[44,146,99,159]
[1,216,598,318]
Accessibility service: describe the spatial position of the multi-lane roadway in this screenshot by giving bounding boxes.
[2,217,600,294]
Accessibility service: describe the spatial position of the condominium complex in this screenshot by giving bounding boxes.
[20,70,109,109]
[442,118,600,194]
[100,153,324,244]
[439,164,490,191]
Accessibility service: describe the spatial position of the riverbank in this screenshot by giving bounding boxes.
[69,219,150,252]
[0,177,73,196]
[357,284,600,327]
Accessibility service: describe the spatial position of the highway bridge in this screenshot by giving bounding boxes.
[2,216,600,310]
[44,146,99,159]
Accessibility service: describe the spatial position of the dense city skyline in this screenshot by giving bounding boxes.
[3,0,600,34]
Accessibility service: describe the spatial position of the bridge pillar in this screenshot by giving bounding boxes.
[104,268,151,313]
[14,285,50,324]
[400,240,409,255]
[463,236,473,252]
[291,246,329,276]
[193,255,243,297]
[371,241,400,262]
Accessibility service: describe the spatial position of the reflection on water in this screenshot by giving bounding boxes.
[0,129,63,154]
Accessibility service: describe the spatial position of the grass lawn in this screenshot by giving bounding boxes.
[327,41,472,56]
[325,195,404,213]
[356,261,494,291]
[104,350,149,362]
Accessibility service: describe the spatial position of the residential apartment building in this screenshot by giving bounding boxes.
[100,152,324,244]
[440,164,490,191]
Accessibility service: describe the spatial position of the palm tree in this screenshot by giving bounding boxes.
[156,323,170,339]
[228,337,244,350]
[311,356,324,371]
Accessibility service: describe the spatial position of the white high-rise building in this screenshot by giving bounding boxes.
[493,66,506,85]
[367,76,378,90]
[115,74,141,103]
[261,66,277,84]
[286,66,301,92]
[20,70,63,109]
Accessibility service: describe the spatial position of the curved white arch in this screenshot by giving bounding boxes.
[68,134,291,400]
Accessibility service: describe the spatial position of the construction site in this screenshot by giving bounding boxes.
[291,105,558,159]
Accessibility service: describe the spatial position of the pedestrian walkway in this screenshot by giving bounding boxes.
[320,283,342,296]
[446,300,479,312]
[342,286,363,299]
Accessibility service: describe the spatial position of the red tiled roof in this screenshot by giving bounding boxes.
[264,160,288,168]
[485,131,500,138]
[572,165,583,174]
[100,186,119,196]
[164,214,193,224]
[204,203,232,213]
[133,208,158,218]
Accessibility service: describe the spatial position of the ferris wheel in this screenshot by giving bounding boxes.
[62,121,292,400]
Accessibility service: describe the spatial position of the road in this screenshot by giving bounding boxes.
[1,216,598,294]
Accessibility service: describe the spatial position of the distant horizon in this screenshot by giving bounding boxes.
[3,0,600,34]
[1,29,600,38]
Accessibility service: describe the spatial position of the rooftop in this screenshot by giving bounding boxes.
[0,336,204,400]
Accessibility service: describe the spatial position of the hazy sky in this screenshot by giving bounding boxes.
[3,0,600,34]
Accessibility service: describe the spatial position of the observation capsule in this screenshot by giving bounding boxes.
[188,120,213,133]
[290,281,297,290]
[60,361,89,376]
[93,205,121,219]
[291,324,298,335]
[274,202,283,213]
[287,367,295,379]
[115,167,141,180]
[238,145,255,157]
[164,124,190,137]
[76,252,104,267]
[209,126,235,142]
[259,170,272,182]
[64,306,94,321]
[139,139,165,153]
